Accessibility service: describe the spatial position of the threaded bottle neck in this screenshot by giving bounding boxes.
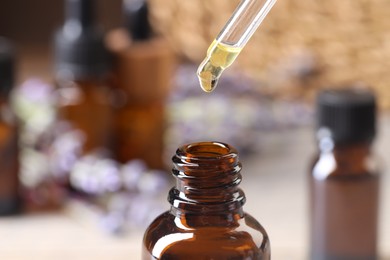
[169,142,246,215]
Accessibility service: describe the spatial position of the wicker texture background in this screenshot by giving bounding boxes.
[149,0,390,107]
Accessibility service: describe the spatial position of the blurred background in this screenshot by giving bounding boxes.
[0,0,122,82]
[0,0,389,259]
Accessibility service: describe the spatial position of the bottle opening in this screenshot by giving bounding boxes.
[178,141,236,159]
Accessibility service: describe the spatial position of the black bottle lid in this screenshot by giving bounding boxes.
[123,0,153,41]
[54,0,111,79]
[317,88,376,143]
[0,37,15,96]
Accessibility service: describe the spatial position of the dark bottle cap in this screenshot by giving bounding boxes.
[54,0,111,79]
[317,88,376,143]
[0,37,15,96]
[123,0,153,41]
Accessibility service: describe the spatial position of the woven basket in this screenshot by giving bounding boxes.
[149,0,390,107]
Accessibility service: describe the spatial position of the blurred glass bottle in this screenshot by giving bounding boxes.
[0,37,20,215]
[310,88,380,260]
[54,0,114,155]
[106,0,175,170]
[143,142,270,259]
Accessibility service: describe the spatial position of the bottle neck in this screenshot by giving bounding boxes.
[317,136,373,175]
[168,142,246,221]
[65,0,94,32]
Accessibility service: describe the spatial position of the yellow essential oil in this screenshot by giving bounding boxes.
[197,40,242,93]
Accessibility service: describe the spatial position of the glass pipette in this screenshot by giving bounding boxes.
[197,0,277,92]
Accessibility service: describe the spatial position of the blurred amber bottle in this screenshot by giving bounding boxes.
[54,0,114,155]
[310,89,380,260]
[107,0,175,169]
[0,38,20,215]
[143,142,270,259]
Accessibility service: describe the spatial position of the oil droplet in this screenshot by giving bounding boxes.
[198,67,219,93]
[197,40,242,93]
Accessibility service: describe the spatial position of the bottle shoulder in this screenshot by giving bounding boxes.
[55,77,114,90]
[54,78,115,107]
[311,151,381,180]
[120,37,173,58]
[143,211,270,259]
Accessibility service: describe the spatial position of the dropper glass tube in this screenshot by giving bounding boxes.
[197,0,277,92]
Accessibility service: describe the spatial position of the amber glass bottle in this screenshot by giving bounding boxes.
[143,142,270,260]
[0,38,20,215]
[310,89,380,260]
[54,0,114,154]
[107,0,175,169]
